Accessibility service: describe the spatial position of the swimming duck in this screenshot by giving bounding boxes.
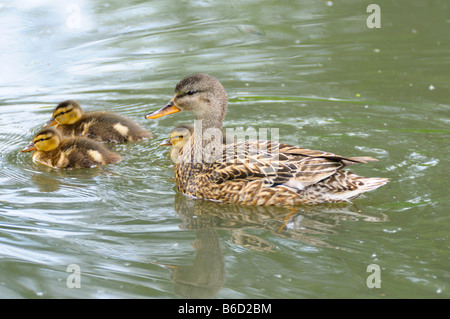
[147,73,389,206]
[21,127,122,169]
[45,100,152,143]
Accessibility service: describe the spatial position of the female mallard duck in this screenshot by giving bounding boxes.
[147,73,389,206]
[21,127,122,169]
[45,100,152,143]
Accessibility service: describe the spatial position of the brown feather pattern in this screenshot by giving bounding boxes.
[170,128,388,206]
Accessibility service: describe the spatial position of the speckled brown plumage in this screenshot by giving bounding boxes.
[171,136,388,206]
[22,127,122,169]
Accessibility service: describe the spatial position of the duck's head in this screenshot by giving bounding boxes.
[159,125,193,162]
[21,127,62,152]
[146,73,228,129]
[45,100,83,127]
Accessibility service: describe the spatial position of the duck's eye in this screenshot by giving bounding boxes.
[187,90,197,95]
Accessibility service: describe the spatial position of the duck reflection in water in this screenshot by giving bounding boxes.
[154,193,387,298]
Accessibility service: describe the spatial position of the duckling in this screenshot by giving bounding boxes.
[148,74,389,206]
[21,127,122,169]
[159,124,230,162]
[45,100,152,143]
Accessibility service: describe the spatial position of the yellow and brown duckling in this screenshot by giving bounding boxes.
[159,125,193,163]
[148,73,389,206]
[45,100,152,143]
[21,127,122,169]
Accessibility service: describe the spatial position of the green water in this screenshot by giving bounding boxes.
[0,0,448,298]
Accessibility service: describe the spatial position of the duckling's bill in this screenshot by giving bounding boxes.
[159,139,172,146]
[145,100,180,119]
[21,142,36,152]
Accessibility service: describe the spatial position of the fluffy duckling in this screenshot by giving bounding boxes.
[45,100,152,143]
[159,125,193,163]
[21,127,122,169]
[147,73,389,206]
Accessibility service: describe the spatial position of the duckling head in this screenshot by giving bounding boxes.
[45,100,83,127]
[159,125,193,162]
[21,127,62,152]
[146,74,228,129]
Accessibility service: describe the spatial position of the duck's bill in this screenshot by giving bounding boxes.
[145,100,180,119]
[43,117,57,128]
[21,142,37,152]
[159,139,172,146]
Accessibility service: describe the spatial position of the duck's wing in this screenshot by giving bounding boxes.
[209,140,378,191]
